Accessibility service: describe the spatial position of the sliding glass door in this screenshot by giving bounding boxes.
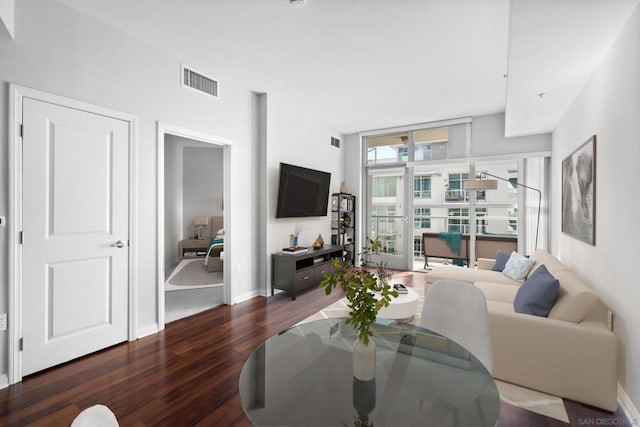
[366,167,410,270]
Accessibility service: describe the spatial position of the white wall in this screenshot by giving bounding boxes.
[472,113,551,156]
[265,93,344,292]
[0,0,14,38]
[551,2,640,411]
[164,137,183,272]
[182,146,223,239]
[0,0,343,379]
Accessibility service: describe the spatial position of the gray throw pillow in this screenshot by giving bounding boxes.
[514,265,559,317]
[492,249,510,271]
[502,251,535,281]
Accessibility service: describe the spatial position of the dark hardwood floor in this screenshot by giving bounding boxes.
[0,279,631,426]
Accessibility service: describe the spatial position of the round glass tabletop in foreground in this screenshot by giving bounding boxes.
[239,318,499,426]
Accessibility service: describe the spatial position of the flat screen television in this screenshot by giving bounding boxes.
[276,163,331,218]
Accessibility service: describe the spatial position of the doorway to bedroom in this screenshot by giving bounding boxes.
[164,136,224,322]
[158,123,233,327]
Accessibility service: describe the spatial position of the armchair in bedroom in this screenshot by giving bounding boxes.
[204,216,224,273]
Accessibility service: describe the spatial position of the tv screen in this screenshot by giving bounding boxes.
[276,163,331,218]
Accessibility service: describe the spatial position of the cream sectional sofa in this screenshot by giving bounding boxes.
[424,249,617,411]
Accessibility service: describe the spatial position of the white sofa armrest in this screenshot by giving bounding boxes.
[477,258,495,270]
[488,304,617,411]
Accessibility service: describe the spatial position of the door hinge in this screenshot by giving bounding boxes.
[19,338,23,351]
[19,231,23,245]
[19,124,23,138]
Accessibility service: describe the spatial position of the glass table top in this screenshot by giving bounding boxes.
[239,318,500,426]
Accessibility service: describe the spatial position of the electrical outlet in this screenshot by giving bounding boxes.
[607,310,614,331]
[0,314,6,331]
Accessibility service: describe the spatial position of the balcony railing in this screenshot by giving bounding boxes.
[444,189,469,202]
[413,189,432,198]
[444,189,486,202]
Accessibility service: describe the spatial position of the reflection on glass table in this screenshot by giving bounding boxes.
[239,318,499,426]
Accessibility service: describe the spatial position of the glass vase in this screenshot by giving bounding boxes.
[353,337,376,381]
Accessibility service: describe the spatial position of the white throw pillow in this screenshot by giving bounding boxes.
[216,228,225,235]
[502,252,535,282]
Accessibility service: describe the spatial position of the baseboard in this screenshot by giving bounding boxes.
[235,290,263,304]
[136,323,159,339]
[0,374,8,390]
[618,383,640,424]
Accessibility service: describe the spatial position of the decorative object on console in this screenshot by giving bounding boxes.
[319,238,398,381]
[193,216,209,240]
[465,171,541,250]
[290,224,306,248]
[562,135,596,245]
[312,233,325,248]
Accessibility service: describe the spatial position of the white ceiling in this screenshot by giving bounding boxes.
[56,0,638,137]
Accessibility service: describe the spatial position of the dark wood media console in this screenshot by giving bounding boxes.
[271,245,343,300]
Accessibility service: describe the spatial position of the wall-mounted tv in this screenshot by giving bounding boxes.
[276,163,331,218]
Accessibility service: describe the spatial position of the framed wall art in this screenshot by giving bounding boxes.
[562,135,596,245]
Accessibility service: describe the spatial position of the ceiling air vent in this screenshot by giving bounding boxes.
[181,64,219,98]
[331,137,341,148]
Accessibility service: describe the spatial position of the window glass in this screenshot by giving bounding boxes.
[414,207,431,228]
[366,133,408,165]
[447,207,487,233]
[413,176,431,198]
[372,176,397,197]
[414,127,448,161]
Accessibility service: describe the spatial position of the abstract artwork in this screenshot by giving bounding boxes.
[562,135,596,245]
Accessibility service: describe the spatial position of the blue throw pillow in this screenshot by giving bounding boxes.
[492,250,510,271]
[514,265,559,317]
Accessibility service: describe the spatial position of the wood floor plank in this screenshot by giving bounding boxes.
[0,278,630,426]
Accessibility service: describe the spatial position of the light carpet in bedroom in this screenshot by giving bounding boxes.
[298,272,569,423]
[165,259,223,291]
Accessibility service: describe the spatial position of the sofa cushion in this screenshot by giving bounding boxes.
[548,269,599,323]
[513,265,559,317]
[502,252,535,282]
[491,250,510,271]
[475,281,519,304]
[425,266,520,286]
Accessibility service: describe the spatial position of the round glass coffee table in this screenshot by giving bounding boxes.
[239,318,499,426]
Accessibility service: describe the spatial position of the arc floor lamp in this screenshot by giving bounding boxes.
[464,172,541,250]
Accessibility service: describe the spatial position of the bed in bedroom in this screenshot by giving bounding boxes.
[204,216,224,273]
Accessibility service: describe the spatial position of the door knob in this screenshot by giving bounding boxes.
[111,240,126,248]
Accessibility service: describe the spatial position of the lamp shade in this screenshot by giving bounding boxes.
[194,216,209,226]
[464,179,498,190]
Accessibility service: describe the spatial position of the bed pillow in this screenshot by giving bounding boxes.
[492,250,510,271]
[514,265,559,317]
[502,251,535,282]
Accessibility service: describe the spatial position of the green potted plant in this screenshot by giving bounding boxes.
[319,238,397,381]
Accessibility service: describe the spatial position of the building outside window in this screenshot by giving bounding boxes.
[397,146,408,162]
[371,205,397,238]
[508,208,518,232]
[414,207,431,228]
[507,170,518,197]
[414,176,431,198]
[372,176,397,197]
[414,143,432,161]
[446,173,486,202]
[414,237,423,257]
[448,207,487,233]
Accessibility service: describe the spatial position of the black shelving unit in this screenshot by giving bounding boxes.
[330,193,356,265]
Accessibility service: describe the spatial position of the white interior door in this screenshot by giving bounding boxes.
[21,98,130,376]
